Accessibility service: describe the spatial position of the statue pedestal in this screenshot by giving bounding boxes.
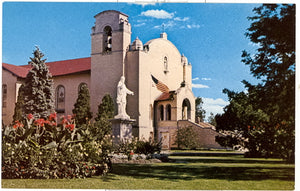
[110,118,136,143]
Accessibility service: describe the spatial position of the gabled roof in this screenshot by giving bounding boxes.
[2,57,91,78]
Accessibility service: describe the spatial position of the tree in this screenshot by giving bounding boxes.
[195,97,206,122]
[12,84,25,122]
[207,112,216,127]
[23,47,54,119]
[217,4,295,161]
[72,84,92,125]
[93,94,114,137]
[95,94,114,121]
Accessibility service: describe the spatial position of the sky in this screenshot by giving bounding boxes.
[2,2,263,120]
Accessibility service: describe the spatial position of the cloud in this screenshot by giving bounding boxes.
[141,9,174,19]
[153,20,175,30]
[192,83,209,89]
[203,98,228,106]
[202,98,229,117]
[201,78,211,81]
[174,17,189,21]
[134,23,146,27]
[192,77,199,81]
[134,2,156,7]
[186,24,200,29]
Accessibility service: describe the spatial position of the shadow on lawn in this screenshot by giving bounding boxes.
[170,157,287,164]
[109,157,294,182]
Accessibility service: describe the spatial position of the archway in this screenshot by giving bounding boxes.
[182,98,191,120]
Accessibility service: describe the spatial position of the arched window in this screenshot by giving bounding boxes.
[103,26,112,52]
[56,85,65,113]
[78,83,88,93]
[163,56,168,73]
[159,105,164,121]
[182,98,191,120]
[166,104,171,121]
[2,84,7,108]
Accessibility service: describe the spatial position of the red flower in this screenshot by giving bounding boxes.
[48,113,57,121]
[27,114,34,120]
[34,119,45,127]
[13,120,24,129]
[67,115,72,120]
[66,124,75,131]
[61,118,68,125]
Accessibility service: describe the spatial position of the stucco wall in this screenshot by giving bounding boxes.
[53,73,90,118]
[91,11,131,117]
[2,70,19,125]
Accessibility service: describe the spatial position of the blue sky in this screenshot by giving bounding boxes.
[2,2,262,120]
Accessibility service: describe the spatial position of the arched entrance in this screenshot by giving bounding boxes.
[182,98,191,120]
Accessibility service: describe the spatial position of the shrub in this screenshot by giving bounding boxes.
[2,113,111,179]
[215,130,248,151]
[175,126,199,149]
[113,137,161,160]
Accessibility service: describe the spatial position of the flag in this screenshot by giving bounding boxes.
[151,75,169,93]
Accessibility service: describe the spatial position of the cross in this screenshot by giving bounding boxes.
[162,23,165,33]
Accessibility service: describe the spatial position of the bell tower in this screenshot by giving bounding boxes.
[90,10,131,115]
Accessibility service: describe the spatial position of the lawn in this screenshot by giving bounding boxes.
[2,154,294,190]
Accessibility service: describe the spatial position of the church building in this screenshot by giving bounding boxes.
[2,10,222,149]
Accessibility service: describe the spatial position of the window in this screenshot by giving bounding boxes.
[159,105,164,121]
[166,104,171,120]
[56,85,65,113]
[103,26,112,52]
[2,84,7,108]
[164,56,168,73]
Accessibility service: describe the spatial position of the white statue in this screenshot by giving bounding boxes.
[115,76,134,120]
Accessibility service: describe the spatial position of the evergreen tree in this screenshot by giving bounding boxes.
[12,84,25,122]
[72,84,92,125]
[195,97,206,122]
[95,94,114,121]
[23,47,54,118]
[93,94,114,137]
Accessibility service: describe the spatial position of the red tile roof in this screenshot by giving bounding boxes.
[2,57,91,78]
[155,91,175,101]
[2,63,30,78]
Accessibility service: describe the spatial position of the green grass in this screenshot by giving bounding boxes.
[2,155,294,190]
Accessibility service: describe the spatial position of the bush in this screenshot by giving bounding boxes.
[215,130,248,151]
[113,137,161,160]
[175,126,200,149]
[2,113,111,179]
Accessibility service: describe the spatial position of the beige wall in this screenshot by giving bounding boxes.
[176,86,195,122]
[91,10,131,117]
[53,73,90,118]
[2,70,20,125]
